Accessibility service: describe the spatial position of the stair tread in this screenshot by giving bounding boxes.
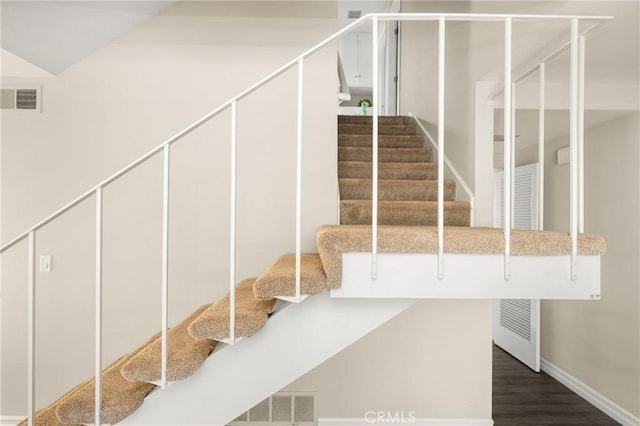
[339,161,437,180]
[338,147,431,163]
[339,161,435,168]
[253,253,327,299]
[338,134,424,148]
[338,123,417,135]
[56,335,158,425]
[338,115,412,125]
[339,178,456,201]
[317,225,608,288]
[340,200,470,226]
[188,279,275,342]
[120,305,217,384]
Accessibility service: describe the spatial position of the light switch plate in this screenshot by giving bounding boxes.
[39,255,51,272]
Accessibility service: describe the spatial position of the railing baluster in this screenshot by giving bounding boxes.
[538,63,546,230]
[229,101,237,343]
[570,18,579,280]
[511,82,516,228]
[437,16,446,279]
[161,144,170,387]
[27,231,36,426]
[295,58,304,301]
[395,20,401,116]
[503,17,513,280]
[95,188,103,425]
[578,35,586,234]
[371,16,379,280]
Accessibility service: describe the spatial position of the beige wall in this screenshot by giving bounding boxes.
[1,1,338,413]
[283,299,493,420]
[542,112,640,417]
[399,1,475,193]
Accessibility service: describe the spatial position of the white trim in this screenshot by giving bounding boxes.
[319,418,493,426]
[0,416,25,426]
[540,358,640,426]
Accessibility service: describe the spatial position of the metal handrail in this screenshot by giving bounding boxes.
[408,113,476,227]
[488,20,606,101]
[0,12,612,254]
[0,13,371,254]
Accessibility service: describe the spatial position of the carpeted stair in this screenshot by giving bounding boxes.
[120,304,216,383]
[253,253,327,299]
[21,114,606,425]
[338,115,470,227]
[188,279,276,342]
[55,335,159,425]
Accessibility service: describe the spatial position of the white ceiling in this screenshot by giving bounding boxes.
[1,1,174,75]
[1,0,637,82]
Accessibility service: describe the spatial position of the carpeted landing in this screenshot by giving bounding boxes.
[20,115,606,425]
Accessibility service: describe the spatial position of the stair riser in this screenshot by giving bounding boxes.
[339,162,437,180]
[338,115,412,125]
[338,134,424,148]
[340,180,456,202]
[338,147,432,163]
[340,202,471,226]
[338,124,417,135]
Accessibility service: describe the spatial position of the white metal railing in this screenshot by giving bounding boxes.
[0,12,611,426]
[489,17,601,279]
[408,114,475,228]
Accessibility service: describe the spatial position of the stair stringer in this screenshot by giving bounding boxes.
[119,292,417,426]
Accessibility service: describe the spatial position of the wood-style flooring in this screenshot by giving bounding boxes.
[492,345,619,425]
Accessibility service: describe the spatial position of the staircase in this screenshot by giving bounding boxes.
[17,115,606,426]
[337,115,470,227]
[4,10,614,425]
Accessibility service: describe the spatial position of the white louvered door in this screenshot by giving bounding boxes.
[493,163,541,372]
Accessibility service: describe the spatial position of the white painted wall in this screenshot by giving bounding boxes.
[542,112,640,417]
[1,1,338,414]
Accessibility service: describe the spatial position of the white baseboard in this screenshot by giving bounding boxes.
[0,416,25,426]
[319,418,493,426]
[541,357,640,426]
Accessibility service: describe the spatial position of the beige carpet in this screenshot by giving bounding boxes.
[120,305,217,383]
[339,161,437,180]
[338,146,431,163]
[340,200,471,227]
[16,380,87,426]
[56,335,159,425]
[188,279,275,342]
[253,253,328,299]
[317,224,607,288]
[337,115,470,228]
[339,178,456,202]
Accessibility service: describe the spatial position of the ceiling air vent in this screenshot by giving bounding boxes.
[1,87,40,111]
[348,10,362,19]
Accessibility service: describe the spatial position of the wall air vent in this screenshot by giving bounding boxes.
[229,392,316,425]
[348,10,362,19]
[1,87,41,112]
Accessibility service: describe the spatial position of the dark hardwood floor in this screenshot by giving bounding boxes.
[492,345,619,425]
